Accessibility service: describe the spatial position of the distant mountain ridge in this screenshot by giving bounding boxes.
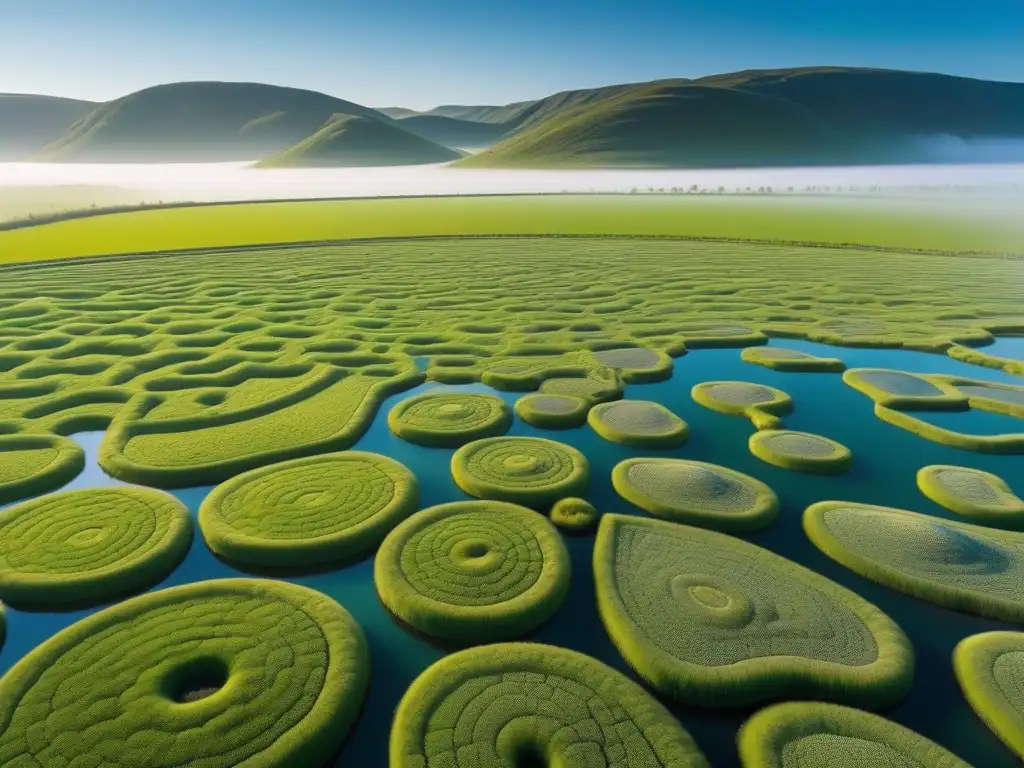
[0,94,97,160]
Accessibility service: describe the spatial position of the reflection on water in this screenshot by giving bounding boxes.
[0,341,1021,766]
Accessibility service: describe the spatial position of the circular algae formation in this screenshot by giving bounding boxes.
[918,465,1024,529]
[0,486,192,607]
[594,515,913,708]
[954,631,1024,759]
[0,579,369,767]
[514,393,589,429]
[612,457,779,533]
[0,434,85,506]
[692,380,793,429]
[391,642,710,767]
[741,346,846,373]
[550,496,599,533]
[588,399,690,448]
[737,702,972,767]
[805,501,1024,623]
[388,392,512,447]
[749,430,853,475]
[451,436,589,508]
[375,500,570,642]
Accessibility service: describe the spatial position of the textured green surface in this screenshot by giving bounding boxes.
[0,433,84,505]
[549,497,600,533]
[954,631,1024,760]
[388,392,512,447]
[588,399,690,448]
[843,368,966,409]
[692,380,794,429]
[513,393,590,429]
[918,465,1024,529]
[741,346,846,372]
[749,429,853,475]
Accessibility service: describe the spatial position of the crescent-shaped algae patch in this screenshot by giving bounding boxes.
[954,631,1024,760]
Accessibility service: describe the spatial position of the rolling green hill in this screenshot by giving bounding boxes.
[0,94,97,160]
[394,115,507,149]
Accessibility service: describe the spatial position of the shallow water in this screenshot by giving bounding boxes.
[1,341,1022,766]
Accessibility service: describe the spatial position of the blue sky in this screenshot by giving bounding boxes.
[1,0,1021,109]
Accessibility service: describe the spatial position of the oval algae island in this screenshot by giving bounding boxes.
[0,579,369,768]
[199,451,418,569]
[691,380,793,429]
[954,631,1024,759]
[452,436,589,508]
[612,457,779,533]
[741,346,846,373]
[391,642,710,768]
[0,486,192,607]
[514,393,590,429]
[737,701,973,767]
[0,434,85,506]
[917,465,1024,529]
[387,392,512,447]
[749,430,853,475]
[550,496,600,533]
[594,515,913,708]
[588,399,690,448]
[842,368,966,409]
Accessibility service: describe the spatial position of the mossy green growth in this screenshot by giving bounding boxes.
[591,346,675,383]
[390,641,710,767]
[550,496,600,533]
[387,392,512,447]
[737,701,973,767]
[0,579,369,767]
[588,399,690,448]
[741,346,846,373]
[805,501,1024,623]
[374,500,570,643]
[953,631,1024,760]
[948,344,1024,377]
[874,406,1024,454]
[451,436,590,509]
[842,368,966,410]
[594,515,913,708]
[199,451,418,569]
[538,369,623,404]
[0,433,84,505]
[918,465,1024,529]
[749,429,853,475]
[514,393,590,429]
[940,376,1024,418]
[0,486,192,607]
[692,380,793,429]
[612,457,779,533]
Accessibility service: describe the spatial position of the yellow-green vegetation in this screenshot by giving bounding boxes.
[374,500,570,643]
[591,346,675,383]
[843,368,966,409]
[692,380,793,430]
[741,346,846,372]
[451,436,590,508]
[594,515,913,708]
[538,368,623,404]
[953,631,1024,760]
[514,393,590,429]
[588,399,690,448]
[918,465,1024,529]
[612,458,780,533]
[387,392,512,447]
[199,451,418,569]
[749,430,853,475]
[0,578,368,767]
[0,433,84,505]
[874,407,1024,454]
[737,701,973,767]
[390,641,710,767]
[805,501,1024,623]
[550,496,600,533]
[0,486,191,607]
[0,185,156,225]
[939,376,1024,417]
[948,344,1024,377]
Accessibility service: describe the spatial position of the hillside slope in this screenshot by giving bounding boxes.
[0,94,97,160]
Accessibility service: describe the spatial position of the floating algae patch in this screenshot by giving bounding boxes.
[387,392,512,447]
[0,486,191,608]
[588,399,689,448]
[875,407,1024,454]
[199,451,418,569]
[843,368,966,409]
[0,579,368,767]
[749,430,853,475]
[612,458,779,533]
[954,632,1024,760]
[374,501,570,643]
[390,642,710,768]
[918,465,1024,529]
[451,436,589,508]
[593,515,912,708]
[943,377,1024,415]
[805,501,1024,623]
[741,346,846,373]
[514,393,589,429]
[737,702,973,767]
[692,380,793,429]
[0,434,84,505]
[591,346,674,382]
[550,496,600,534]
[538,370,623,404]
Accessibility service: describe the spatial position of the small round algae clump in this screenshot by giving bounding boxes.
[692,380,793,429]
[0,486,192,607]
[593,346,673,382]
[749,430,853,475]
[954,631,1024,759]
[737,702,973,767]
[918,465,1024,529]
[550,496,599,533]
[612,457,779,533]
[741,346,846,373]
[374,500,570,642]
[0,579,369,767]
[199,451,418,569]
[391,642,710,768]
[451,436,590,508]
[514,393,589,429]
[539,374,622,404]
[387,391,512,447]
[588,399,690,448]
[0,434,85,506]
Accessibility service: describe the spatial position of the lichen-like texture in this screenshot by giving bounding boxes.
[199,451,419,569]
[749,430,853,475]
[612,457,779,532]
[594,515,913,708]
[591,346,674,383]
[451,436,590,508]
[550,497,599,533]
[805,501,1024,623]
[954,631,1024,759]
[737,701,973,767]
[388,392,512,447]
[918,465,1024,529]
[538,372,623,404]
[374,501,570,642]
[514,393,590,429]
[843,368,966,409]
[0,486,192,607]
[0,578,369,767]
[390,641,710,768]
[588,400,690,448]
[0,433,85,505]
[691,380,793,429]
[741,346,846,373]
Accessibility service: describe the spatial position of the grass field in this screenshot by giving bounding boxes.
[0,185,157,226]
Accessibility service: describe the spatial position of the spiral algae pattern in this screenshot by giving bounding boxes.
[741,346,846,373]
[0,579,369,768]
[374,501,570,643]
[691,380,793,430]
[804,501,1024,623]
[593,515,914,708]
[737,702,974,767]
[514,393,590,429]
[387,392,512,447]
[389,642,710,768]
[749,429,853,475]
[588,399,690,448]
[0,433,85,506]
[0,486,192,608]
[917,465,1024,529]
[549,497,600,533]
[199,451,419,569]
[612,457,780,533]
[953,631,1024,760]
